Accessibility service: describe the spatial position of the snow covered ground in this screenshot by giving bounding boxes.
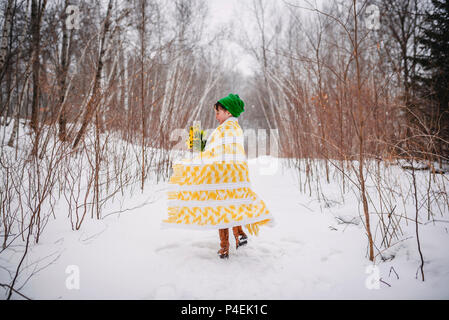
[1,152,448,300]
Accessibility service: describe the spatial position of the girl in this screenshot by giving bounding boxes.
[163,94,274,259]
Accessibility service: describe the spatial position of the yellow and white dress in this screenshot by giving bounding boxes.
[162,117,274,235]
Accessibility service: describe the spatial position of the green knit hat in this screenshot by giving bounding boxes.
[218,93,245,117]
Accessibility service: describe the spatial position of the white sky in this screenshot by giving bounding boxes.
[206,0,257,76]
[205,0,324,77]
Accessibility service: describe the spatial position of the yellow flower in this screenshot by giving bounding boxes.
[186,126,206,151]
[186,126,194,149]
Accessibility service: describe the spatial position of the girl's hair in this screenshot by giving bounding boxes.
[214,102,228,112]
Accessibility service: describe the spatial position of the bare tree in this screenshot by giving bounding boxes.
[29,0,46,135]
[57,0,73,141]
[72,0,113,149]
[0,0,14,76]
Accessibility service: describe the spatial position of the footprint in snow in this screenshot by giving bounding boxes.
[280,236,305,246]
[154,243,180,253]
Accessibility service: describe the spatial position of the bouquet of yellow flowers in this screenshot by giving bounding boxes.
[186,123,207,152]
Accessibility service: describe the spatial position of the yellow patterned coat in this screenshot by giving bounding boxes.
[162,117,274,235]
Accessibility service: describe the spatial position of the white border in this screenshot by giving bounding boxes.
[167,181,252,192]
[167,197,256,207]
[177,154,248,165]
[160,213,276,230]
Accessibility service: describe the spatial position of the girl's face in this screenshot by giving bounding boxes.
[215,105,232,124]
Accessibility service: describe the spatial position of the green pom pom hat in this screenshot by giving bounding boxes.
[217,93,245,118]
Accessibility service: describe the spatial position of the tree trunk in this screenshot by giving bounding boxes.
[140,0,147,191]
[58,0,72,141]
[353,0,374,261]
[29,0,46,134]
[0,0,14,75]
[72,0,113,149]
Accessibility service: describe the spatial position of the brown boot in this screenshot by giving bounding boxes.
[218,229,229,259]
[233,225,248,249]
[237,225,248,238]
